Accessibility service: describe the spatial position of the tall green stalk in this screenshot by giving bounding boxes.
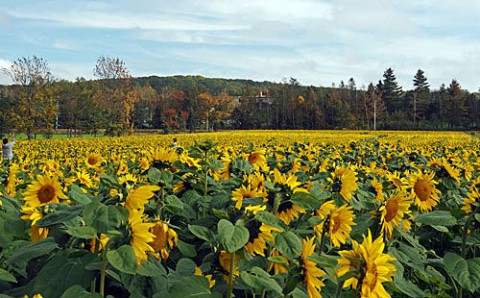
[319,215,330,254]
[227,252,236,298]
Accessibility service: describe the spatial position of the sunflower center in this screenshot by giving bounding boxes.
[149,224,167,251]
[248,153,260,163]
[88,156,98,165]
[414,179,431,201]
[38,185,56,204]
[384,199,399,222]
[331,217,341,233]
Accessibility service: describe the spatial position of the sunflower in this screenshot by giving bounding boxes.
[247,150,267,170]
[231,184,267,210]
[21,206,49,242]
[195,267,216,288]
[219,250,239,279]
[129,210,156,266]
[118,173,138,186]
[359,231,396,297]
[428,157,461,184]
[379,191,412,240]
[244,222,279,256]
[215,153,233,181]
[42,160,62,176]
[138,157,151,173]
[328,166,359,202]
[301,236,326,298]
[116,161,129,176]
[469,176,480,192]
[125,185,160,213]
[90,233,110,253]
[6,162,20,197]
[385,171,407,190]
[407,170,441,212]
[267,169,308,225]
[461,189,480,215]
[85,153,103,168]
[151,147,178,170]
[179,153,201,169]
[23,175,67,208]
[371,178,384,202]
[269,249,289,275]
[148,221,178,260]
[75,169,94,188]
[337,230,396,298]
[245,172,266,190]
[314,200,356,248]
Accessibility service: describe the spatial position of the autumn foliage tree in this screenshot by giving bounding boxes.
[93,56,137,135]
[2,56,57,139]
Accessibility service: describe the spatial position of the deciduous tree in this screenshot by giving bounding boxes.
[93,56,137,135]
[3,56,56,139]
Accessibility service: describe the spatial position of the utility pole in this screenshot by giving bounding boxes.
[373,98,377,131]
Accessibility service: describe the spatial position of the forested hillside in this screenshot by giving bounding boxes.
[1,56,479,138]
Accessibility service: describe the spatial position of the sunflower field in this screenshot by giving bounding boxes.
[1,130,480,298]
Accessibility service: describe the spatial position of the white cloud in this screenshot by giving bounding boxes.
[2,0,479,91]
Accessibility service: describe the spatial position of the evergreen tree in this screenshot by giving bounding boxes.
[381,68,404,113]
[445,80,466,128]
[412,69,430,124]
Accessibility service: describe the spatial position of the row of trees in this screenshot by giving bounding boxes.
[1,56,479,138]
[232,69,480,130]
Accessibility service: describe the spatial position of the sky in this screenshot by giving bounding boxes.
[0,0,479,91]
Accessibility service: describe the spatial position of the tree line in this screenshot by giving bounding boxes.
[1,56,479,138]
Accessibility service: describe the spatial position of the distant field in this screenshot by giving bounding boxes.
[1,130,479,297]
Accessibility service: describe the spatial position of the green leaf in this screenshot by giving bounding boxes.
[188,224,215,243]
[107,245,138,274]
[84,202,126,234]
[444,252,480,293]
[70,184,92,204]
[177,239,197,258]
[26,251,97,298]
[163,275,211,298]
[165,195,184,212]
[98,173,119,187]
[291,191,321,210]
[240,266,283,294]
[431,225,450,233]
[6,238,58,271]
[65,226,98,239]
[61,285,102,298]
[307,254,338,269]
[83,201,109,234]
[310,186,332,200]
[274,231,302,259]
[415,210,456,226]
[176,258,197,276]
[268,256,289,268]
[254,211,287,231]
[0,268,16,283]
[148,167,162,184]
[36,204,84,227]
[137,258,167,277]
[217,219,250,253]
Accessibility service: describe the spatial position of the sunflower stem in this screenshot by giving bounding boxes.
[100,241,112,297]
[227,252,235,298]
[100,251,107,297]
[335,279,344,298]
[458,209,478,298]
[319,215,330,254]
